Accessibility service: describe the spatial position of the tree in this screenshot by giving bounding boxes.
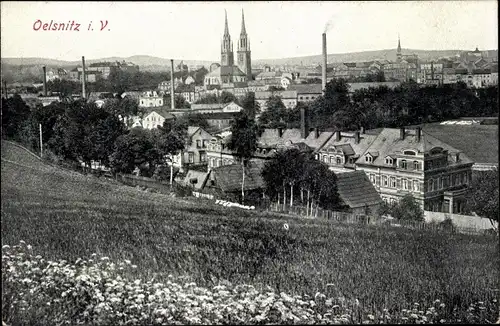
[220,91,238,104]
[1,94,31,140]
[194,94,219,104]
[180,113,209,129]
[465,169,499,230]
[258,95,287,128]
[227,112,259,204]
[163,94,191,109]
[389,194,424,222]
[240,92,260,120]
[110,128,160,176]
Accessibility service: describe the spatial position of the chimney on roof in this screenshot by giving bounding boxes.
[336,131,341,141]
[278,127,283,138]
[315,127,320,139]
[416,126,422,142]
[354,131,360,144]
[170,59,175,110]
[300,106,308,139]
[400,127,405,140]
[455,153,460,162]
[42,66,47,97]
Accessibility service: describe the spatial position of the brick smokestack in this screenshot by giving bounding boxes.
[81,56,86,99]
[42,66,47,96]
[170,59,175,110]
[322,33,327,93]
[300,106,308,139]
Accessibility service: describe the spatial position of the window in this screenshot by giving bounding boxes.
[369,174,376,183]
[402,179,408,190]
[413,161,419,170]
[200,152,206,162]
[188,152,194,164]
[403,150,416,156]
[336,157,342,164]
[315,154,319,160]
[203,140,208,148]
[390,177,396,188]
[365,155,373,163]
[401,159,407,169]
[428,179,434,192]
[413,180,419,192]
[385,157,393,165]
[383,176,388,187]
[323,155,328,163]
[330,156,334,164]
[196,140,201,148]
[433,178,439,190]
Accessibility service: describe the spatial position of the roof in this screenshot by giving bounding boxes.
[303,130,334,150]
[257,128,303,148]
[287,83,322,94]
[208,66,247,77]
[348,82,401,92]
[257,71,283,78]
[336,170,383,209]
[183,170,209,190]
[420,122,498,164]
[191,103,225,110]
[142,108,175,120]
[210,160,265,192]
[320,132,378,158]
[187,126,200,137]
[202,112,239,120]
[355,128,474,167]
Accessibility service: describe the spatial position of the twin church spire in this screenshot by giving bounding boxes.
[221,9,252,80]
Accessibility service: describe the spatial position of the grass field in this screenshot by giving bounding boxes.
[1,140,499,323]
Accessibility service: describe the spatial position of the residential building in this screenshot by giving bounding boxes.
[288,84,322,103]
[355,127,474,213]
[335,170,383,215]
[254,90,298,110]
[171,126,213,170]
[418,62,443,85]
[139,91,164,108]
[141,109,175,129]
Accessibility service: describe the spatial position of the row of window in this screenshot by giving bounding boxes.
[298,95,318,101]
[318,154,356,165]
[426,172,469,192]
[187,152,207,164]
[208,157,234,167]
[369,174,421,192]
[195,140,209,149]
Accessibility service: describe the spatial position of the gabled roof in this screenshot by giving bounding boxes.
[210,160,265,192]
[355,128,474,167]
[319,131,378,158]
[303,130,334,150]
[336,170,383,209]
[183,170,209,190]
[187,126,200,137]
[142,108,175,120]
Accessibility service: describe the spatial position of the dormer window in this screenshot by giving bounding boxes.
[385,157,393,165]
[365,155,373,163]
[403,150,416,156]
[400,159,407,169]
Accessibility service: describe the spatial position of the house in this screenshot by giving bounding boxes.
[204,160,266,201]
[139,91,164,108]
[355,127,474,214]
[347,82,402,94]
[171,126,213,170]
[316,129,379,173]
[287,84,322,103]
[335,170,383,215]
[141,109,175,129]
[254,90,298,110]
[182,170,210,190]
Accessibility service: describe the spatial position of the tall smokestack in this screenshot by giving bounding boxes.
[170,59,175,110]
[81,56,86,99]
[322,33,327,93]
[42,66,48,96]
[300,106,308,139]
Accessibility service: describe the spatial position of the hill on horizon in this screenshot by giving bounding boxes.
[2,48,498,69]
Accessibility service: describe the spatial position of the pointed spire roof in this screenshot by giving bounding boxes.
[240,9,247,35]
[224,9,230,36]
[397,34,401,52]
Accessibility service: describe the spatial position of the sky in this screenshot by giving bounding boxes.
[1,1,498,62]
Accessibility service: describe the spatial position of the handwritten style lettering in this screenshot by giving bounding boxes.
[33,20,81,31]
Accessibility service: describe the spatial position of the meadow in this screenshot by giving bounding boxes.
[1,141,499,324]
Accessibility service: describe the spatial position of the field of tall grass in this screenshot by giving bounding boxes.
[2,141,499,324]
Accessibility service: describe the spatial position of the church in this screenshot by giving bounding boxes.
[204,10,252,88]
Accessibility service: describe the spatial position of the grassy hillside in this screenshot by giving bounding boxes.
[1,140,498,315]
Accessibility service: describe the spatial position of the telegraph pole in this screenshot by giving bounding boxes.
[39,123,43,158]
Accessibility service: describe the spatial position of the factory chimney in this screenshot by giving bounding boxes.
[170,59,175,110]
[81,56,86,99]
[300,106,308,139]
[42,66,48,96]
[322,33,327,93]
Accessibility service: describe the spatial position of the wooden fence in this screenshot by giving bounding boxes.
[267,202,492,236]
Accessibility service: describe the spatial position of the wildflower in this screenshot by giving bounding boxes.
[283,223,289,230]
[26,245,32,250]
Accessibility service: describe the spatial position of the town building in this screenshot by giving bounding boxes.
[354,127,474,213]
[204,11,250,88]
[141,109,175,129]
[171,126,213,170]
[139,91,164,108]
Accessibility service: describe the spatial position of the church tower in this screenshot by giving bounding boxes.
[237,9,252,80]
[221,10,234,67]
[397,34,402,62]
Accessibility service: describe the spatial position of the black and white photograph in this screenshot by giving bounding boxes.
[1,1,499,325]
